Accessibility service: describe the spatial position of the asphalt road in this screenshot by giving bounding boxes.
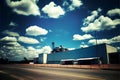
[0,65,120,80]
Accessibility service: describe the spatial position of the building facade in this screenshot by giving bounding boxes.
[36,44,119,64]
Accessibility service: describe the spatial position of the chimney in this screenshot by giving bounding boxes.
[52,42,55,50]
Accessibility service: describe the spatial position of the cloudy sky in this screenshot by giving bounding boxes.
[0,0,120,61]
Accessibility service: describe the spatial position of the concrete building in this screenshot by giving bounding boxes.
[36,44,120,65]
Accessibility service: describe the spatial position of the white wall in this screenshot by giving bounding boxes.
[43,53,47,64]
[106,45,117,64]
[106,45,117,53]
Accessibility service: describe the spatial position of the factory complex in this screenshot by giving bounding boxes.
[34,43,120,65]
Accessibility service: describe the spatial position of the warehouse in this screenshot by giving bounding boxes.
[35,44,120,65]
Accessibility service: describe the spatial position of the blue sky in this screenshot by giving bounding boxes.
[0,0,120,60]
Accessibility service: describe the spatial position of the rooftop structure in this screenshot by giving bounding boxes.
[51,42,68,53]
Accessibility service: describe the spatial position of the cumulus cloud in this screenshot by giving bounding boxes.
[88,35,120,45]
[81,15,120,32]
[26,46,39,58]
[80,44,88,48]
[83,8,102,25]
[62,0,69,7]
[62,0,83,11]
[6,41,21,47]
[73,34,93,40]
[0,41,27,60]
[26,46,52,59]
[0,36,17,42]
[2,30,20,37]
[4,44,23,51]
[0,40,52,60]
[40,37,47,42]
[68,48,75,50]
[18,36,39,44]
[36,46,41,49]
[42,2,65,18]
[26,25,48,36]
[107,8,120,16]
[37,46,52,54]
[68,0,83,11]
[48,29,52,32]
[82,8,120,33]
[89,39,109,45]
[0,44,38,61]
[111,35,120,42]
[113,19,120,25]
[80,42,89,48]
[6,0,40,16]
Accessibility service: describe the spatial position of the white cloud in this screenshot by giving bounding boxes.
[0,41,27,60]
[25,46,38,58]
[36,46,41,49]
[111,35,120,43]
[6,41,21,47]
[48,29,52,32]
[6,0,40,16]
[26,47,38,58]
[107,8,120,16]
[89,39,110,45]
[36,46,52,54]
[82,8,120,33]
[81,15,120,32]
[72,0,82,7]
[27,46,36,51]
[25,46,52,59]
[80,42,88,48]
[88,35,120,45]
[0,36,17,42]
[83,8,102,25]
[1,42,21,50]
[68,0,83,11]
[68,48,75,50]
[18,36,39,44]
[2,30,20,37]
[73,34,93,40]
[42,2,65,18]
[26,25,48,36]
[40,37,47,42]
[113,19,120,25]
[80,44,88,48]
[62,1,69,7]
[0,41,52,60]
[0,44,40,60]
[62,0,83,11]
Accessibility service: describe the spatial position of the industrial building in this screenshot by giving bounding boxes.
[34,43,120,65]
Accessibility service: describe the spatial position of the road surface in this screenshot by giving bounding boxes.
[0,65,120,80]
